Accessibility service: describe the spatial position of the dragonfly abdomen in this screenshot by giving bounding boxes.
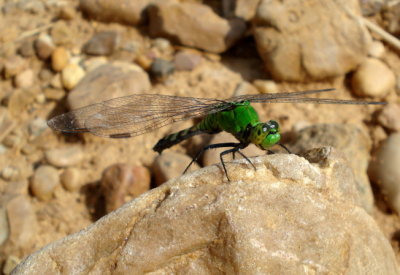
[153,115,221,153]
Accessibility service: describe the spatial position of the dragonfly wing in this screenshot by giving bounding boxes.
[228,88,385,105]
[48,94,231,138]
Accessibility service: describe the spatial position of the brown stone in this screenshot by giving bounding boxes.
[149,2,246,53]
[253,0,371,81]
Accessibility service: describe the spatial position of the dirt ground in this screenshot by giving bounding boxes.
[1,0,400,272]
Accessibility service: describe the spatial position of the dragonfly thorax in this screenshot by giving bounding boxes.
[249,120,281,150]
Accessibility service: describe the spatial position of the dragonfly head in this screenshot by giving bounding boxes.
[251,120,281,150]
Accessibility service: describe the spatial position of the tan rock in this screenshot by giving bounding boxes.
[149,2,246,53]
[61,63,85,90]
[291,124,374,213]
[101,164,151,212]
[369,133,400,213]
[351,58,395,98]
[67,62,151,109]
[12,153,399,274]
[234,0,261,20]
[80,0,163,25]
[153,151,200,186]
[51,47,70,72]
[253,0,371,81]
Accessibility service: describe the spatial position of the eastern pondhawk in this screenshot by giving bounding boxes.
[47,88,385,181]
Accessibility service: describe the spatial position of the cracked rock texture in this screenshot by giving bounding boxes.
[253,0,371,81]
[12,151,398,274]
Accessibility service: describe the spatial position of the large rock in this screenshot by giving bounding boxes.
[148,2,246,53]
[79,0,162,25]
[12,151,398,274]
[67,62,151,109]
[253,0,371,81]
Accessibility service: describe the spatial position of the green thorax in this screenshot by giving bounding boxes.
[200,101,259,139]
[198,101,281,149]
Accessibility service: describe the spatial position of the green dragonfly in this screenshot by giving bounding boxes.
[47,88,385,181]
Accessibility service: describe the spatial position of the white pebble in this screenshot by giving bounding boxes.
[61,63,85,90]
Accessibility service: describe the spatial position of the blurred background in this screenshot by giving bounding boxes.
[0,0,400,272]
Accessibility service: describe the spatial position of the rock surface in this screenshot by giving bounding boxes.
[12,153,399,274]
[101,164,151,213]
[291,124,374,213]
[67,62,151,109]
[351,58,395,98]
[148,2,246,53]
[80,0,160,25]
[369,133,400,213]
[253,0,371,81]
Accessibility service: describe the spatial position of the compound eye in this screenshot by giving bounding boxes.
[268,120,279,129]
[262,126,268,132]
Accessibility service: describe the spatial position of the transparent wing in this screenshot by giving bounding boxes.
[47,89,385,139]
[228,88,386,105]
[47,94,231,138]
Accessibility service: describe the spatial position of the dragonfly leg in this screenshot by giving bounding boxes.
[266,150,275,155]
[183,142,240,175]
[220,143,250,181]
[278,143,291,154]
[236,150,256,170]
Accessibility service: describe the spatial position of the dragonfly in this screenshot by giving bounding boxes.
[47,88,385,181]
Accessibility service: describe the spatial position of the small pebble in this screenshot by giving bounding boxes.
[83,31,119,56]
[35,93,46,104]
[135,54,153,70]
[60,167,82,192]
[21,144,36,155]
[101,164,151,212]
[6,195,38,246]
[18,0,45,14]
[0,145,7,154]
[61,63,85,90]
[253,79,279,94]
[51,47,70,72]
[3,55,27,79]
[150,58,175,81]
[83,56,108,72]
[2,255,20,275]
[50,73,63,89]
[34,33,55,60]
[59,5,76,20]
[2,133,23,148]
[173,51,202,71]
[368,40,385,58]
[377,103,400,132]
[152,38,173,54]
[0,207,9,246]
[28,117,47,137]
[14,69,34,88]
[45,146,84,167]
[38,68,54,82]
[18,40,35,57]
[351,58,395,98]
[0,107,16,142]
[50,21,74,45]
[369,133,400,213]
[153,151,200,186]
[232,81,258,96]
[7,90,35,117]
[1,166,19,181]
[43,88,66,101]
[30,165,59,201]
